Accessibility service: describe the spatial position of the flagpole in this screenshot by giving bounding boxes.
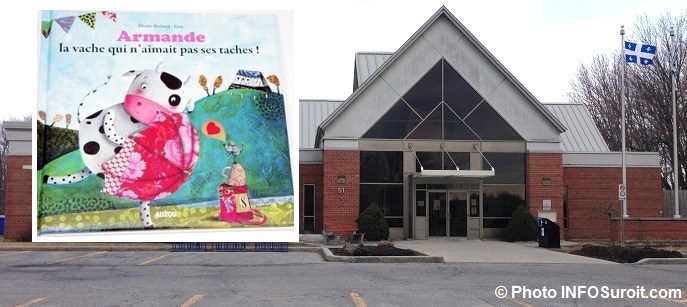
[620,26,627,247]
[671,26,681,218]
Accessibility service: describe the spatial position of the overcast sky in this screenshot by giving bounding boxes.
[5,0,687,121]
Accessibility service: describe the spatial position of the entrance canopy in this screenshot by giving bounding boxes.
[417,169,494,178]
[413,169,494,185]
[411,143,495,184]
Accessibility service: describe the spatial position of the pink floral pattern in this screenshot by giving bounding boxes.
[101,113,199,201]
[123,152,146,180]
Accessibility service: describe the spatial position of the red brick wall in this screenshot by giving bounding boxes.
[526,153,564,237]
[299,163,324,233]
[609,219,687,245]
[562,167,662,240]
[322,150,360,239]
[4,156,32,241]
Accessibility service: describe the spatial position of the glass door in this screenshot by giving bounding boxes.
[428,191,446,236]
[449,192,467,237]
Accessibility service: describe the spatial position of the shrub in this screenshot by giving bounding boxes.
[356,203,389,241]
[503,205,538,242]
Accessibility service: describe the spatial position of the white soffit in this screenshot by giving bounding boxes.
[417,169,495,178]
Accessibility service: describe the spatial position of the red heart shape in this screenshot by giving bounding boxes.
[206,122,221,135]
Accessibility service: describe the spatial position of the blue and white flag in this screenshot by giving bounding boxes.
[625,41,656,65]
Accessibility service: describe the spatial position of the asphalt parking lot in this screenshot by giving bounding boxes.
[1,249,686,307]
[0,250,327,307]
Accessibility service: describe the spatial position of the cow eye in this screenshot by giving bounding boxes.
[169,94,180,106]
[141,83,147,89]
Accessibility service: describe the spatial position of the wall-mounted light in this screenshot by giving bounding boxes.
[542,177,551,186]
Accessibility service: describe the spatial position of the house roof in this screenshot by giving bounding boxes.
[353,52,393,91]
[299,101,613,153]
[299,99,344,148]
[544,103,610,152]
[317,6,566,146]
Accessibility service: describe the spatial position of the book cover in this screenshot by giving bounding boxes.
[36,10,295,240]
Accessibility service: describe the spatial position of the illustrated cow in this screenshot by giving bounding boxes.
[43,63,194,228]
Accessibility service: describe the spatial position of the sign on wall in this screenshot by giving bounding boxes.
[619,184,627,200]
[36,10,295,242]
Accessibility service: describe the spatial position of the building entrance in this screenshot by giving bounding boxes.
[426,191,477,237]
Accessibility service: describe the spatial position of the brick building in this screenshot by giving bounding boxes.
[298,6,679,243]
[2,121,32,241]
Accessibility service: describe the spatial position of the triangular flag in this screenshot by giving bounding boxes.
[101,11,117,23]
[41,20,52,38]
[78,12,96,29]
[55,16,76,33]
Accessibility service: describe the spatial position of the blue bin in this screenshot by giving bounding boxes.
[0,215,4,236]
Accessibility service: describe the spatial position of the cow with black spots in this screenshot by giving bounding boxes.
[43,62,194,228]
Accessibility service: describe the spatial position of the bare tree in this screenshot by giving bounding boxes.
[568,12,687,189]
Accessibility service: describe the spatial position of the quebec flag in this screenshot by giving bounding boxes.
[625,41,656,65]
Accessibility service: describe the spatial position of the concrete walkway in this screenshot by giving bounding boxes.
[393,238,614,264]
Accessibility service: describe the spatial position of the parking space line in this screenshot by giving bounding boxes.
[180,294,204,307]
[14,297,46,307]
[506,297,534,307]
[47,251,108,265]
[660,297,687,304]
[139,253,170,266]
[0,251,30,257]
[350,292,367,307]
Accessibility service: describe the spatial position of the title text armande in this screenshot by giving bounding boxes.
[116,30,206,43]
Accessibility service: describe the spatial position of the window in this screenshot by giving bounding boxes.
[463,102,521,140]
[563,186,569,229]
[415,152,470,172]
[303,184,315,233]
[360,184,404,227]
[362,58,523,142]
[360,151,403,183]
[416,190,427,216]
[482,153,525,184]
[362,100,421,139]
[482,185,525,228]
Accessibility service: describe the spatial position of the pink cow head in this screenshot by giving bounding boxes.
[123,63,194,124]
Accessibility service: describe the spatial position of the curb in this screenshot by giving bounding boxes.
[321,247,444,263]
[0,245,323,253]
[633,258,687,265]
[0,246,169,252]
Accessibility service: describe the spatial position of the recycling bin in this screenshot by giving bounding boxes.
[0,215,4,236]
[538,218,560,248]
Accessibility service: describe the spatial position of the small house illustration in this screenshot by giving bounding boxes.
[228,69,272,93]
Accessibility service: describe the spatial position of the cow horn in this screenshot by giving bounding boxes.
[156,62,164,72]
[184,75,191,85]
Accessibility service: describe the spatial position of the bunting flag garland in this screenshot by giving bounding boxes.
[102,11,117,23]
[41,11,118,38]
[41,20,52,38]
[55,16,76,33]
[78,12,97,29]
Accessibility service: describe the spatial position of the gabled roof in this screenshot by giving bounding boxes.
[354,52,393,91]
[544,103,610,152]
[300,99,344,148]
[317,6,566,146]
